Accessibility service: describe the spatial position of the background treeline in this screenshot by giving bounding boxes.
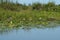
[0,0,60,12]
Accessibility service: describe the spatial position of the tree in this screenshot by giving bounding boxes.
[44,2,56,11]
[1,0,3,3]
[32,3,42,10]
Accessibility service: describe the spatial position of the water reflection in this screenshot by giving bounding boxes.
[0,25,60,40]
[0,21,60,40]
[0,21,60,34]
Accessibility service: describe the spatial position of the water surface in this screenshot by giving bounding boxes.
[0,22,60,40]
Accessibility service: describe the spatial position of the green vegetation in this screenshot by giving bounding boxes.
[0,0,60,28]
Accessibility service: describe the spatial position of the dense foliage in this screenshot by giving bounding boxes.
[0,0,60,27]
[0,0,60,12]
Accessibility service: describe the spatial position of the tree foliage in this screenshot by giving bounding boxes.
[0,0,60,12]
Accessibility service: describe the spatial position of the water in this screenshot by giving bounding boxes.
[0,26,60,40]
[0,21,60,40]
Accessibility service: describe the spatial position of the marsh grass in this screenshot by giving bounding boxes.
[0,1,60,27]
